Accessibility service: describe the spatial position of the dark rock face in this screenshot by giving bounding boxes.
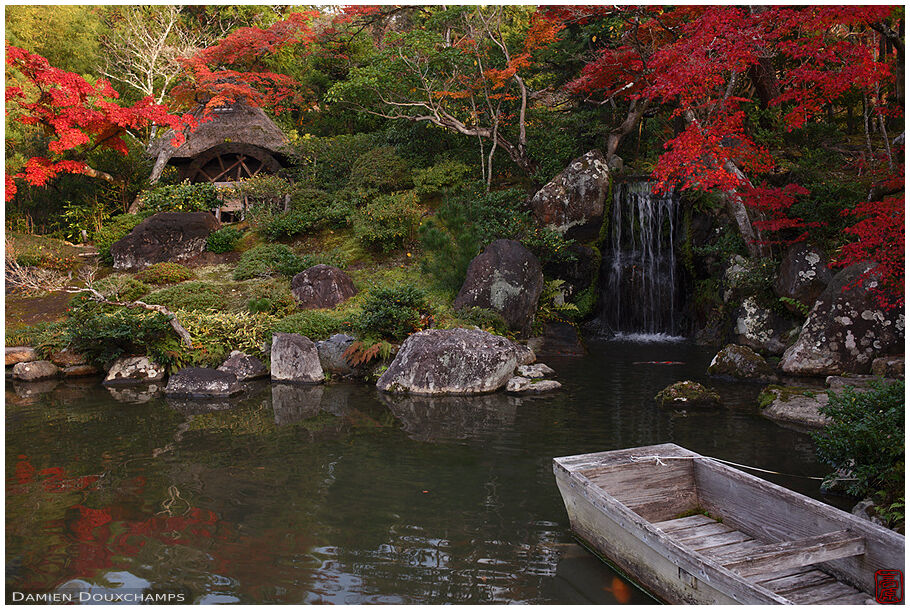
[454,239,544,333]
[218,351,268,381]
[655,381,721,408]
[733,297,799,356]
[530,321,586,356]
[111,212,219,270]
[290,265,357,309]
[316,334,365,378]
[164,367,242,398]
[774,242,834,312]
[528,150,612,241]
[781,263,905,376]
[270,333,324,383]
[12,360,60,382]
[377,328,519,395]
[104,356,166,385]
[708,344,777,382]
[543,244,599,302]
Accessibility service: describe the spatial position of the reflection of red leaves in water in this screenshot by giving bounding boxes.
[7,455,99,494]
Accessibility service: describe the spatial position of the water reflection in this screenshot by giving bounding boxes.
[7,340,843,604]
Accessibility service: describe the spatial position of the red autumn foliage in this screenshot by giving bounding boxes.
[171,11,318,116]
[5,44,188,201]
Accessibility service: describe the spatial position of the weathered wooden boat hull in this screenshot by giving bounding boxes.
[554,443,905,605]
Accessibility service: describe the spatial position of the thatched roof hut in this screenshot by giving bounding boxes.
[148,102,289,184]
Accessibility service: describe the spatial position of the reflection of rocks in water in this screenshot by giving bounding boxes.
[271,383,323,425]
[166,397,236,415]
[319,383,357,417]
[380,392,519,441]
[8,379,60,405]
[107,383,163,404]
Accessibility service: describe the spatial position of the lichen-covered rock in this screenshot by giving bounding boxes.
[104,356,166,385]
[12,360,60,382]
[781,263,905,376]
[111,211,219,270]
[733,297,798,356]
[506,376,562,394]
[517,363,555,378]
[511,342,536,366]
[377,328,518,395]
[708,344,777,382]
[759,386,829,428]
[722,255,749,302]
[655,381,721,408]
[6,346,38,366]
[454,239,544,334]
[218,351,268,381]
[774,242,834,312]
[290,265,357,309]
[270,333,324,383]
[872,355,904,379]
[164,367,242,398]
[528,150,612,241]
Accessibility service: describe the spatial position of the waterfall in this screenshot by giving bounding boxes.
[596,181,682,339]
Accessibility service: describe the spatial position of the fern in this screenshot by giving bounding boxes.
[343,339,394,366]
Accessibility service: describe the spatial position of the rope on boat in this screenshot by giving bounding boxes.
[628,454,830,481]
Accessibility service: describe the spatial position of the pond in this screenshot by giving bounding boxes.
[6,339,845,604]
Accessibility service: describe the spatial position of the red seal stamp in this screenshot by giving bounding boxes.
[875,569,903,604]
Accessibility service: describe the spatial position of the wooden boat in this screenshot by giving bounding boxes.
[554,443,905,604]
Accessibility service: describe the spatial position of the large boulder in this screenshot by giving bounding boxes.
[316,334,366,378]
[164,367,242,398]
[781,263,905,376]
[377,328,519,395]
[103,356,166,385]
[6,346,38,366]
[708,344,777,382]
[454,239,544,334]
[218,351,268,381]
[110,211,219,270]
[12,360,60,382]
[528,150,612,241]
[270,333,324,383]
[290,265,357,309]
[733,297,799,356]
[774,242,834,312]
[872,355,904,379]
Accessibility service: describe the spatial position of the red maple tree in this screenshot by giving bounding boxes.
[5,44,190,202]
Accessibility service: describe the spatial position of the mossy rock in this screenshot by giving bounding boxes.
[655,381,721,409]
[708,344,778,382]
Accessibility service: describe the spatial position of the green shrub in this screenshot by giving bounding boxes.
[94,214,142,265]
[287,133,379,191]
[347,146,412,192]
[66,297,177,367]
[207,227,242,253]
[233,244,305,280]
[5,321,68,354]
[135,262,195,285]
[355,284,428,341]
[8,233,83,272]
[352,190,421,252]
[813,380,904,524]
[179,310,276,364]
[232,175,295,215]
[271,310,351,341]
[93,275,150,302]
[138,181,220,215]
[144,281,223,312]
[418,202,481,292]
[247,279,298,316]
[453,307,509,336]
[251,188,333,240]
[413,160,472,198]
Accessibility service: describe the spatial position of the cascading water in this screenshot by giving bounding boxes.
[594,181,683,340]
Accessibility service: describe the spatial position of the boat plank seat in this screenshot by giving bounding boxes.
[720,530,866,578]
[654,515,873,604]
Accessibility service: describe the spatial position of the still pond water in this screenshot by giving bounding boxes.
[6,339,844,604]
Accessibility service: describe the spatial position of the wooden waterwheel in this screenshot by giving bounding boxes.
[186,144,283,184]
